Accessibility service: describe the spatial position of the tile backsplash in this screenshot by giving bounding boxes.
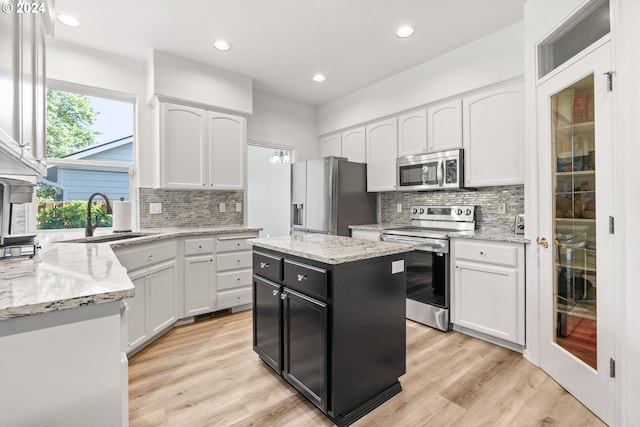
[138,188,244,228]
[381,185,524,233]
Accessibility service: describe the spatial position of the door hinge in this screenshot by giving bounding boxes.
[604,71,613,91]
[610,358,616,378]
[609,216,615,234]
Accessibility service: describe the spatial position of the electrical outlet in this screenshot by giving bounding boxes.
[396,203,402,213]
[236,202,242,212]
[219,203,226,213]
[149,202,162,214]
[497,203,507,214]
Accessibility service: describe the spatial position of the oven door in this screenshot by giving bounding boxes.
[404,250,449,309]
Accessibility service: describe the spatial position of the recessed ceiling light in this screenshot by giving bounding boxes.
[312,74,326,83]
[57,14,81,27]
[396,25,415,38]
[213,40,232,51]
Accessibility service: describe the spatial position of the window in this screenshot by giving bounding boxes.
[37,88,134,229]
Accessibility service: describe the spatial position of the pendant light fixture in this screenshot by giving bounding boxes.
[270,150,290,164]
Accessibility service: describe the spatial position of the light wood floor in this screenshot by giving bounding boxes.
[129,310,606,427]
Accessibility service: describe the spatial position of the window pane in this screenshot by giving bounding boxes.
[38,89,134,229]
[538,0,609,78]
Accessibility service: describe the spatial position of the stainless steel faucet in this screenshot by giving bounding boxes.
[86,193,113,237]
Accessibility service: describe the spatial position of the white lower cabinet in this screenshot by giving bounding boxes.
[115,232,258,354]
[114,240,178,354]
[215,233,257,310]
[126,260,178,353]
[452,238,525,347]
[183,236,216,316]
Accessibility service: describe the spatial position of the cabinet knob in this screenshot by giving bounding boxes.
[272,289,279,296]
[280,292,287,300]
[480,251,485,255]
[236,243,240,247]
[297,274,307,282]
[198,245,202,249]
[260,262,269,268]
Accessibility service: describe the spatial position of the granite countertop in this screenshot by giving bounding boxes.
[349,223,530,244]
[249,234,413,265]
[1,225,261,320]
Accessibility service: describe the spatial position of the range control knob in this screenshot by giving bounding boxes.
[418,208,425,214]
[465,209,472,215]
[411,208,418,214]
[456,208,463,215]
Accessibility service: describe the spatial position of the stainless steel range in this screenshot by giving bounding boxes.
[381,205,476,331]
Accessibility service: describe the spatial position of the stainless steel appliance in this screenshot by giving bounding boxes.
[381,205,476,331]
[0,178,38,259]
[291,157,376,236]
[396,149,464,191]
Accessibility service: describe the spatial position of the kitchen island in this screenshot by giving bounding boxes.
[250,234,413,427]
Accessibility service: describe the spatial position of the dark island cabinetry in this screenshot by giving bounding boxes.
[252,246,407,427]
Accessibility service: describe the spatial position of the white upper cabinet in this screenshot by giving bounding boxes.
[160,103,208,189]
[0,10,48,176]
[208,111,245,190]
[397,109,427,157]
[462,81,524,187]
[320,133,341,158]
[341,126,365,163]
[159,102,245,190]
[366,118,397,192]
[427,99,462,152]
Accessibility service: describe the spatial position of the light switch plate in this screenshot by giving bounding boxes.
[236,202,242,212]
[149,203,162,214]
[219,203,226,213]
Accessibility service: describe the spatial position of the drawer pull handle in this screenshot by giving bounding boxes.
[272,289,278,296]
[297,274,307,282]
[260,262,269,268]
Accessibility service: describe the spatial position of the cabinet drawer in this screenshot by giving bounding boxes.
[284,259,328,300]
[184,237,214,256]
[454,240,518,267]
[253,251,283,282]
[217,287,252,309]
[216,234,256,253]
[217,251,252,271]
[217,270,252,291]
[116,240,177,271]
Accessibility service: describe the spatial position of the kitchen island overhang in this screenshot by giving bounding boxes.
[250,234,413,427]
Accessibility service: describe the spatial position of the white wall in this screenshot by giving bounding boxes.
[248,90,319,161]
[150,50,253,115]
[246,145,291,237]
[317,22,524,135]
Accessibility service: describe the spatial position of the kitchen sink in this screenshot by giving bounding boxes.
[58,232,156,244]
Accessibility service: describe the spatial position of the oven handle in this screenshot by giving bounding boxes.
[381,235,448,253]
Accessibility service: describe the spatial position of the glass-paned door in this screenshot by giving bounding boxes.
[552,74,598,369]
[537,41,614,424]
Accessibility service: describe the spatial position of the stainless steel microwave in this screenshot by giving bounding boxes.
[396,149,464,191]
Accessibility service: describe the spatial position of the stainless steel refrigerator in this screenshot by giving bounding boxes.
[291,157,377,236]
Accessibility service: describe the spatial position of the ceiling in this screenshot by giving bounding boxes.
[51,0,524,106]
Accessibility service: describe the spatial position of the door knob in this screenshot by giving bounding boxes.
[536,237,548,248]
